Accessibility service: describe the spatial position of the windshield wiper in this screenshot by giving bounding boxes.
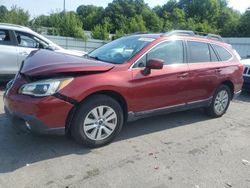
[86,55,116,64]
[88,55,100,61]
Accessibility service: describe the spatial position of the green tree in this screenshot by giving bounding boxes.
[32,11,84,38]
[60,12,85,38]
[113,29,125,40]
[238,8,250,37]
[1,6,30,26]
[76,5,104,30]
[91,21,109,40]
[217,7,240,36]
[142,9,163,32]
[0,5,8,22]
[104,0,155,33]
[128,15,147,33]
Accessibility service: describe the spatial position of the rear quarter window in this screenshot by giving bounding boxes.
[212,44,232,61]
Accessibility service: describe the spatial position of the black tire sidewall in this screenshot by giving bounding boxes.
[209,85,231,117]
[71,94,124,147]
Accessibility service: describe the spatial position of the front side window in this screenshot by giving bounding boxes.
[133,40,184,68]
[212,44,232,61]
[88,35,155,64]
[188,41,210,63]
[15,31,47,49]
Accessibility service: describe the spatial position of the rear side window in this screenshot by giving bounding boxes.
[188,41,210,63]
[0,29,12,45]
[212,44,232,61]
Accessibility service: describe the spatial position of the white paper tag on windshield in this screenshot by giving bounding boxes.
[138,38,155,42]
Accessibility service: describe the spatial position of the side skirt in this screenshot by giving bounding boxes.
[127,97,212,122]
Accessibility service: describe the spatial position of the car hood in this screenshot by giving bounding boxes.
[55,48,87,57]
[20,50,114,77]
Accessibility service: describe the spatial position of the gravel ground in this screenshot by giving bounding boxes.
[0,84,250,188]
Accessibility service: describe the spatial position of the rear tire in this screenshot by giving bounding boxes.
[71,94,124,148]
[206,85,231,118]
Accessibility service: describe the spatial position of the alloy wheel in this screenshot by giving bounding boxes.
[214,90,229,115]
[83,105,117,141]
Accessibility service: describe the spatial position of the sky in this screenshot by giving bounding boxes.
[0,0,249,18]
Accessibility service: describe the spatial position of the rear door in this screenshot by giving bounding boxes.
[186,41,223,101]
[130,40,190,112]
[0,29,18,76]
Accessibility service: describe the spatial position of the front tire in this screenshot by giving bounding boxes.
[206,85,231,118]
[71,94,124,148]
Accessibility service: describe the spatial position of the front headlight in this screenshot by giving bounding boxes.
[19,77,73,97]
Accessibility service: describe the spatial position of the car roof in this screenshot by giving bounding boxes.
[0,23,33,33]
[131,30,228,47]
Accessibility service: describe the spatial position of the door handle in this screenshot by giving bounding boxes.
[177,72,189,78]
[215,68,222,73]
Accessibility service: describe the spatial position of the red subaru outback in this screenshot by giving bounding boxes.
[4,30,243,147]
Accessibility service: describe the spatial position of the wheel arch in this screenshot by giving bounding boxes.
[66,90,128,133]
[220,80,234,100]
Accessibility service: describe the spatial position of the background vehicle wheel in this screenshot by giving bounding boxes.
[71,94,124,148]
[206,85,231,118]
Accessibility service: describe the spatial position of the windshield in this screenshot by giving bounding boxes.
[88,35,155,64]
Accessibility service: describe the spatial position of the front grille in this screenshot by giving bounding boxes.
[243,66,250,77]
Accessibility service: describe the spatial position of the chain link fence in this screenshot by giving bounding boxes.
[45,35,250,58]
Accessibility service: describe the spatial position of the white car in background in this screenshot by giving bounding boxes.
[0,23,86,80]
[241,58,250,91]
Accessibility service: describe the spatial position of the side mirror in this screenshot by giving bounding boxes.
[143,58,164,75]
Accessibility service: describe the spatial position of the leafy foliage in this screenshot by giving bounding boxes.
[1,0,250,39]
[0,5,29,26]
[31,12,85,38]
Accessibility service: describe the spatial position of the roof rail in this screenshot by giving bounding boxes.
[128,31,152,35]
[164,30,195,36]
[206,33,223,42]
[163,30,224,42]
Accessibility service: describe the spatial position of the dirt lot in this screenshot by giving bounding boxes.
[0,84,250,188]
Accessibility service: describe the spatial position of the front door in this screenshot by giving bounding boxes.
[129,40,190,112]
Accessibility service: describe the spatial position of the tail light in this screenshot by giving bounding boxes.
[239,63,244,74]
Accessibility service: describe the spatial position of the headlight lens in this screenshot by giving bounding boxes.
[19,77,73,97]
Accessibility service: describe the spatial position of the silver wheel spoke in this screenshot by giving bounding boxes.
[96,128,102,140]
[105,113,116,122]
[91,108,99,120]
[89,127,98,139]
[85,117,96,125]
[98,106,104,117]
[104,122,116,130]
[103,126,112,135]
[85,124,96,131]
[103,109,113,118]
[83,105,117,141]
